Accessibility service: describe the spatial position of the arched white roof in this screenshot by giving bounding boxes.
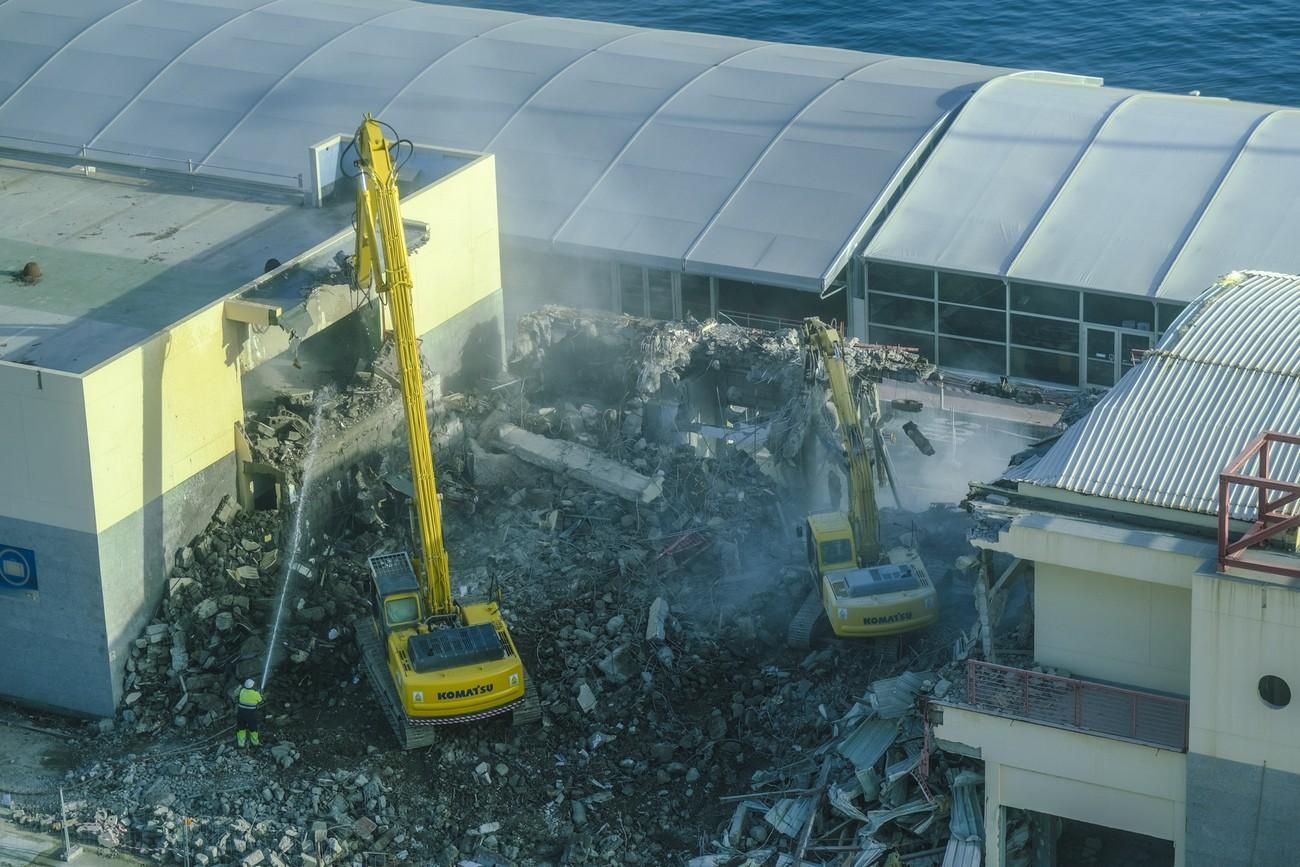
[865,76,1300,300]
[1009,271,1300,517]
[0,0,1012,290]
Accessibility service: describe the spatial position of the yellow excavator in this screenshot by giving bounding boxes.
[787,317,938,649]
[348,114,538,749]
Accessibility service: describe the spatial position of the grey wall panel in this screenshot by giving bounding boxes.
[0,514,111,716]
[1186,752,1300,867]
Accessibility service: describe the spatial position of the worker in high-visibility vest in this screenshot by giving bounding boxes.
[236,678,264,747]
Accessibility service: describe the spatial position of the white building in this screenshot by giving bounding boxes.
[941,271,1300,866]
[5,1,1300,390]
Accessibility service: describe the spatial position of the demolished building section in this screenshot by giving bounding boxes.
[3,309,1000,867]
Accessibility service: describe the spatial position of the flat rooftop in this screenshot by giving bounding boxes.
[0,158,354,374]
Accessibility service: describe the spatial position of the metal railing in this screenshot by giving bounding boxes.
[0,133,303,190]
[1217,430,1300,579]
[964,659,1189,751]
[716,308,805,333]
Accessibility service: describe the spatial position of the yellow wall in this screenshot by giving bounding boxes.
[1037,563,1192,695]
[82,303,242,532]
[1190,572,1300,774]
[0,362,94,534]
[937,703,1186,865]
[402,155,501,336]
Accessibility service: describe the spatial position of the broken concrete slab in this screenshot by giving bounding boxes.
[493,423,663,503]
[645,597,669,643]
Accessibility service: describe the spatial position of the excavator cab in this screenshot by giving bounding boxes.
[805,512,857,575]
[368,552,423,633]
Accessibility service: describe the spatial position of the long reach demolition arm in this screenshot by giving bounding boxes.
[803,318,880,566]
[351,114,454,617]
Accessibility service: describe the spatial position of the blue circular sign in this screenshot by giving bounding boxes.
[0,548,33,588]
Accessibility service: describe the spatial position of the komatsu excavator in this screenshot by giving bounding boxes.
[348,114,539,749]
[787,317,939,649]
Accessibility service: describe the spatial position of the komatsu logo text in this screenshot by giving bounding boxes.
[437,684,494,701]
[864,611,913,625]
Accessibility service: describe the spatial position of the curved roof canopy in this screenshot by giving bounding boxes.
[866,76,1300,301]
[0,0,1012,290]
[1008,271,1300,517]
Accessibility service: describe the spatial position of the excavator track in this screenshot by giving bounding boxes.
[511,680,543,727]
[787,586,825,650]
[356,618,438,750]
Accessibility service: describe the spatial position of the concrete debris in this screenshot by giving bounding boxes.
[512,306,933,401]
[5,307,993,867]
[494,422,664,503]
[645,597,669,642]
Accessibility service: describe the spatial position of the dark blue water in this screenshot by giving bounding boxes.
[439,0,1300,105]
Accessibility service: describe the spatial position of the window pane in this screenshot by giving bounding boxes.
[939,303,1004,341]
[869,292,933,331]
[647,268,674,320]
[819,539,853,569]
[938,272,1005,309]
[938,336,1005,375]
[1010,282,1079,319]
[681,274,711,320]
[1084,293,1154,331]
[1086,358,1116,388]
[1157,301,1186,332]
[1011,314,1079,353]
[1086,328,1114,360]
[1011,347,1079,386]
[579,260,611,293]
[1120,332,1151,374]
[619,264,644,316]
[868,325,934,362]
[867,262,933,298]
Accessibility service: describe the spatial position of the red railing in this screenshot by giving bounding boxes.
[1217,431,1300,580]
[964,659,1189,751]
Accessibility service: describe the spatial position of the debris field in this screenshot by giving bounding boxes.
[3,308,1004,867]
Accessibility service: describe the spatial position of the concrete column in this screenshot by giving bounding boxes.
[985,759,1005,867]
[1173,795,1186,867]
[848,255,867,340]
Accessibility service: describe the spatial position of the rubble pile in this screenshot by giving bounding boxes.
[688,667,984,867]
[116,494,374,738]
[1056,387,1107,428]
[510,306,933,402]
[8,313,990,867]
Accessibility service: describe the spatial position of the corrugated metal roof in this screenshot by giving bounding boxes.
[1008,271,1300,517]
[837,718,899,769]
[941,838,983,867]
[764,796,816,837]
[949,771,984,842]
[866,76,1300,301]
[0,0,1014,291]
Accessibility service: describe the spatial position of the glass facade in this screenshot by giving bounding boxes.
[867,262,1189,388]
[681,274,711,320]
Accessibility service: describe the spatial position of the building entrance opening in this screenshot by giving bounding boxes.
[1006,807,1174,867]
[1056,817,1173,867]
[1085,327,1152,388]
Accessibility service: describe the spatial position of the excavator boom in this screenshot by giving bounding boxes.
[352,115,452,616]
[348,114,536,746]
[803,318,879,565]
[788,318,937,647]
